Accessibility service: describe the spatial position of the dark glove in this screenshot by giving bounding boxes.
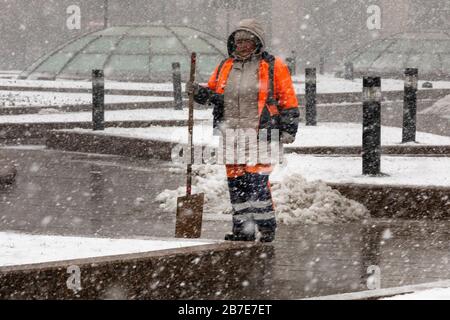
[188,82,215,105]
[185,81,200,95]
[279,108,300,138]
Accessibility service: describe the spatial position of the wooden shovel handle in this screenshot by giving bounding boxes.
[186,52,196,196]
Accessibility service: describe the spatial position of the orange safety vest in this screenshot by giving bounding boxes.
[207,56,299,119]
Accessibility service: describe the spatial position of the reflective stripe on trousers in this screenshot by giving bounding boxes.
[226,165,276,231]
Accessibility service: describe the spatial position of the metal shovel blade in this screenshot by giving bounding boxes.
[175,193,204,238]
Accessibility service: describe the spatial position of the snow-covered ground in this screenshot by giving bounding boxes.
[2,74,450,95]
[381,288,450,300]
[64,123,450,147]
[0,78,177,92]
[0,108,211,123]
[274,154,450,187]
[0,91,172,108]
[290,123,450,147]
[292,73,450,94]
[0,71,20,79]
[0,232,213,267]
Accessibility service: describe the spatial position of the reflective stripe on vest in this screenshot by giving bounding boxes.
[208,58,278,117]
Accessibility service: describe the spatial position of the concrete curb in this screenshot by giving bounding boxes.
[285,145,450,156]
[303,279,450,300]
[45,130,177,161]
[0,120,209,143]
[0,241,274,299]
[0,100,176,116]
[329,182,450,219]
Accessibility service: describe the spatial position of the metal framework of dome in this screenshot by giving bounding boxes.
[19,25,227,82]
[344,31,450,80]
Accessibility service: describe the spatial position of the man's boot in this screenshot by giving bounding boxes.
[224,232,255,241]
[224,221,255,241]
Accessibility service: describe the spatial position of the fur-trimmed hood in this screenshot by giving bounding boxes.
[227,18,266,56]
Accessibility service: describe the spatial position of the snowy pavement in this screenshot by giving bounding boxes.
[63,122,450,147]
[274,154,450,187]
[0,78,178,92]
[291,73,450,94]
[0,232,213,267]
[0,71,19,79]
[2,74,450,95]
[0,90,173,108]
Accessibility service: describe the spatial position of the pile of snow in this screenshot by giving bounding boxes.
[0,232,212,267]
[420,94,450,117]
[156,164,369,225]
[381,288,450,300]
[270,173,368,224]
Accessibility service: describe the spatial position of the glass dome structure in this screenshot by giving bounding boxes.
[19,25,227,82]
[344,31,450,80]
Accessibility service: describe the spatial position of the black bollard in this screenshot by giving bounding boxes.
[362,77,381,176]
[305,68,317,126]
[344,62,354,80]
[172,62,183,110]
[402,68,418,143]
[92,69,105,131]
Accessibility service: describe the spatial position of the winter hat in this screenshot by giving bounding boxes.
[227,18,266,56]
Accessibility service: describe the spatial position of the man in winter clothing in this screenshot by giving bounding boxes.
[188,19,299,242]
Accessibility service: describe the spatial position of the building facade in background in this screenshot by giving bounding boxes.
[0,0,448,72]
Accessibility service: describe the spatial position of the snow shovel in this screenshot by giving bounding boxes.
[175,52,204,238]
